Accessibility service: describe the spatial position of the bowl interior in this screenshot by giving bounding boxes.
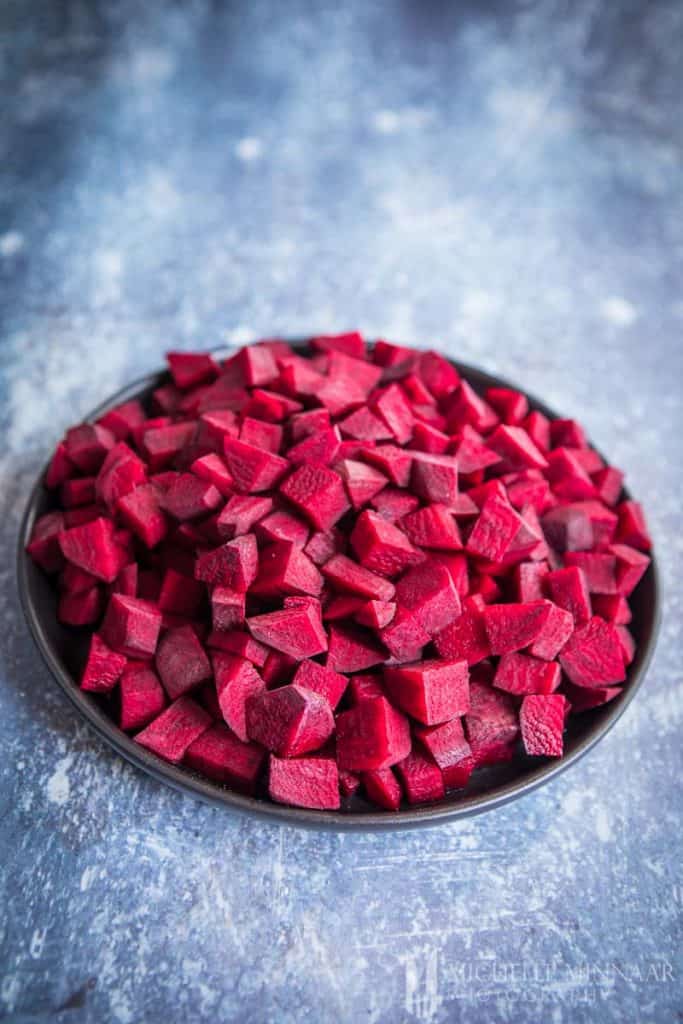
[17,345,660,829]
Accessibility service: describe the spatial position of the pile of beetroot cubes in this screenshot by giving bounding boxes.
[26,334,652,811]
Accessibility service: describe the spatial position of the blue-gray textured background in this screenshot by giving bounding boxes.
[1,1,681,1021]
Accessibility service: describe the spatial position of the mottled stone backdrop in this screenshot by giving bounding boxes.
[1,1,681,1021]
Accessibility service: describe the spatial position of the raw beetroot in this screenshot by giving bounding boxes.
[27,336,652,813]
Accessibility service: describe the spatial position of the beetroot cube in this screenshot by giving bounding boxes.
[513,561,549,602]
[350,510,422,577]
[402,504,462,551]
[119,664,166,731]
[545,566,592,624]
[255,509,310,547]
[269,754,340,810]
[65,423,115,473]
[371,383,414,444]
[609,543,650,596]
[45,442,74,489]
[141,422,197,471]
[338,405,392,440]
[559,616,626,687]
[546,448,596,501]
[312,331,366,358]
[208,629,269,665]
[161,473,222,520]
[190,454,234,497]
[452,425,502,475]
[371,488,420,522]
[434,598,490,666]
[327,622,386,672]
[339,769,361,797]
[384,659,469,725]
[593,466,624,507]
[494,652,561,695]
[487,424,548,472]
[520,694,569,757]
[95,443,147,509]
[321,554,395,601]
[223,438,288,493]
[59,516,124,583]
[486,387,529,426]
[348,674,385,703]
[395,750,445,804]
[211,587,245,631]
[444,380,498,433]
[564,551,617,594]
[616,625,635,665]
[135,696,211,763]
[286,427,341,468]
[214,652,266,741]
[157,568,204,618]
[184,722,265,793]
[355,600,396,630]
[234,343,279,387]
[466,493,524,562]
[167,351,219,389]
[27,511,65,573]
[564,682,622,712]
[336,696,411,771]
[616,500,651,551]
[363,768,402,810]
[415,717,474,789]
[80,633,127,692]
[246,684,334,756]
[254,541,323,597]
[326,594,368,620]
[280,463,350,531]
[304,529,344,566]
[527,601,574,660]
[217,494,273,538]
[155,625,212,699]
[483,600,555,655]
[101,594,162,658]
[394,560,461,636]
[61,476,96,507]
[197,409,239,448]
[411,421,450,454]
[541,504,595,553]
[592,594,632,625]
[465,680,519,766]
[61,563,98,595]
[336,458,387,509]
[195,534,258,590]
[379,608,430,663]
[291,660,348,709]
[362,444,413,487]
[117,483,169,548]
[247,604,328,658]
[411,452,459,506]
[239,416,283,454]
[58,587,103,625]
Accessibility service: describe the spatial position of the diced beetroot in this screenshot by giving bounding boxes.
[362,444,413,487]
[167,351,219,389]
[305,528,344,566]
[350,510,422,577]
[520,694,568,757]
[487,424,548,472]
[541,504,595,552]
[465,680,519,766]
[141,422,196,471]
[402,504,462,550]
[247,604,328,658]
[544,566,592,624]
[209,587,245,631]
[384,659,469,725]
[288,408,331,442]
[234,344,279,387]
[135,696,211,763]
[80,633,127,692]
[207,630,268,666]
[434,597,490,666]
[58,586,103,625]
[466,493,524,562]
[336,696,411,771]
[550,418,587,448]
[255,508,310,547]
[117,483,169,548]
[592,593,632,625]
[486,387,528,426]
[379,608,430,663]
[195,534,258,590]
[61,563,98,595]
[546,448,596,501]
[348,674,385,703]
[411,421,450,454]
[363,768,402,810]
[213,652,265,741]
[564,682,622,712]
[527,602,574,660]
[493,652,561,695]
[97,399,146,441]
[371,488,420,522]
[65,423,115,473]
[312,331,366,359]
[609,543,650,597]
[415,717,474,789]
[355,599,396,630]
[327,623,386,672]
[394,560,461,636]
[246,684,334,756]
[217,494,273,538]
[339,768,361,797]
[321,554,395,601]
[291,660,348,709]
[156,568,204,618]
[335,458,387,509]
[615,500,651,551]
[27,511,66,573]
[483,600,555,655]
[616,625,636,665]
[190,454,234,497]
[411,451,459,506]
[280,462,350,531]
[371,383,414,444]
[155,625,212,699]
[593,466,624,507]
[452,425,502,475]
[513,561,549,602]
[197,409,239,448]
[444,380,498,433]
[223,438,288,493]
[559,616,626,687]
[184,722,264,793]
[395,749,445,804]
[564,551,617,594]
[160,473,222,521]
[45,442,75,488]
[59,516,124,582]
[61,477,96,508]
[101,594,162,658]
[269,754,340,810]
[324,595,367,621]
[119,664,166,730]
[95,443,147,509]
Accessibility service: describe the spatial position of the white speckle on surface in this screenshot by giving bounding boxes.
[235,137,264,162]
[489,87,549,122]
[80,866,97,891]
[594,806,612,843]
[29,928,46,958]
[373,109,401,134]
[129,47,174,83]
[599,297,638,327]
[461,289,500,321]
[46,755,72,805]
[0,231,24,256]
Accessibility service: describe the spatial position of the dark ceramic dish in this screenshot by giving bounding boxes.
[17,344,660,830]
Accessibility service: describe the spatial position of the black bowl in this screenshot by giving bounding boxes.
[17,344,660,830]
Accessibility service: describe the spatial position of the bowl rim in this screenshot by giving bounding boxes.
[16,344,661,830]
